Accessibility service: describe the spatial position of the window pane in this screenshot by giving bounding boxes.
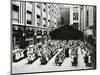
[12,11,19,20]
[27,11,32,24]
[12,4,19,23]
[27,20,32,24]
[37,19,40,26]
[27,13,32,21]
[73,13,78,20]
[26,2,32,25]
[37,15,40,26]
[12,4,19,11]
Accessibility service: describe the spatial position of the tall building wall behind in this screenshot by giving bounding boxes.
[87,6,94,26]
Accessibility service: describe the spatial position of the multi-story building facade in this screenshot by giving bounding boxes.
[60,5,81,30]
[80,5,96,32]
[12,1,61,50]
[60,4,96,35]
[58,4,96,47]
[80,5,96,47]
[70,5,81,30]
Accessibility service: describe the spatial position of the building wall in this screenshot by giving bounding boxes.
[80,6,96,32]
[80,5,96,47]
[12,1,61,50]
[71,6,81,30]
[35,3,41,27]
[87,6,94,26]
[60,5,81,30]
[60,7,70,25]
[80,6,86,32]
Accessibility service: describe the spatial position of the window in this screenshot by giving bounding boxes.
[12,4,19,23]
[73,23,79,29]
[27,20,32,24]
[48,20,50,22]
[43,17,46,20]
[44,3,46,5]
[37,15,40,18]
[43,9,46,12]
[48,20,50,27]
[13,28,22,49]
[48,6,50,9]
[86,10,89,27]
[73,13,78,20]
[44,24,46,27]
[37,3,40,8]
[37,15,40,26]
[26,28,34,38]
[43,18,46,27]
[26,2,32,25]
[52,9,53,12]
[27,10,32,24]
[15,36,20,44]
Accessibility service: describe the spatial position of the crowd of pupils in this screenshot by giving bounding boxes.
[26,40,94,67]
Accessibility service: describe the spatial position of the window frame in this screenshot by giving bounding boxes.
[12,4,19,23]
[73,12,79,20]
